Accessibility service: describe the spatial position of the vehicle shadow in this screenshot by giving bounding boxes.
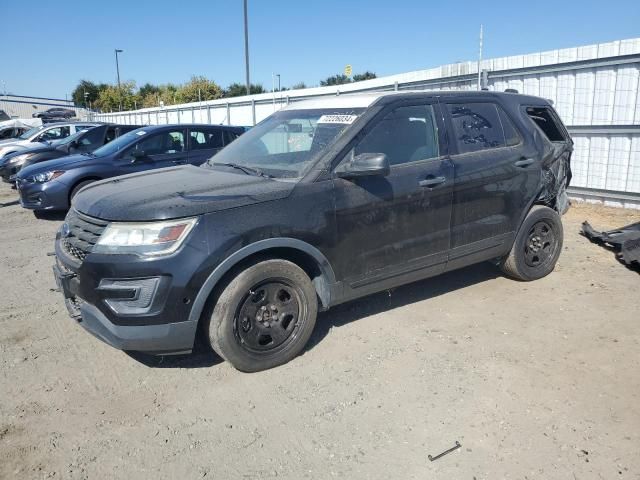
[306,262,500,352]
[33,211,67,221]
[0,199,19,207]
[128,262,499,370]
[126,340,224,369]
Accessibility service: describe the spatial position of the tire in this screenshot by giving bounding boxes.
[70,180,95,203]
[500,205,563,281]
[206,259,318,372]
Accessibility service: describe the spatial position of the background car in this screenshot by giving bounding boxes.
[0,124,142,182]
[16,123,244,212]
[32,107,76,120]
[0,122,98,159]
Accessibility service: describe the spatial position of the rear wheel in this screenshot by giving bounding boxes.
[500,205,563,281]
[206,259,318,372]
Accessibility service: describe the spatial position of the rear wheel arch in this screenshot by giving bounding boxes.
[189,239,336,328]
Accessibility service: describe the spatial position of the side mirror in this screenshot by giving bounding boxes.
[336,153,390,179]
[68,140,79,151]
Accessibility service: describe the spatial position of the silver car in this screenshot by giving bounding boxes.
[0,122,99,158]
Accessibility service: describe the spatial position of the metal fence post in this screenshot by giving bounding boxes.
[251,99,256,126]
[226,103,230,125]
[207,105,211,124]
[191,105,195,123]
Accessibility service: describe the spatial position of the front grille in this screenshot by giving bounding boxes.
[62,209,109,262]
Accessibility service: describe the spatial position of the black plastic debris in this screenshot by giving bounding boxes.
[581,221,640,271]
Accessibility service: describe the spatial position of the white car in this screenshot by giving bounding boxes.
[0,122,99,158]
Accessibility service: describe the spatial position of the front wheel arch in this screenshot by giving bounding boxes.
[189,239,336,328]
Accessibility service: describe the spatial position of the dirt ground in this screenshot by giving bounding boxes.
[0,181,639,480]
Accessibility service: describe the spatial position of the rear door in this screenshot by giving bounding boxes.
[443,99,539,269]
[187,126,225,165]
[332,100,453,292]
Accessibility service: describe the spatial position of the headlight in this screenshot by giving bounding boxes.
[6,154,31,165]
[28,170,65,183]
[93,217,198,256]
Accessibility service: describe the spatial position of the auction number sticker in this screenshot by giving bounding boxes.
[317,114,358,124]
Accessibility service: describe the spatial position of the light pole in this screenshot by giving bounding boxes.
[115,49,123,110]
[243,0,250,96]
[276,74,280,92]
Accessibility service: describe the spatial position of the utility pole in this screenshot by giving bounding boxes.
[477,24,483,90]
[276,74,281,92]
[115,49,123,110]
[243,0,250,95]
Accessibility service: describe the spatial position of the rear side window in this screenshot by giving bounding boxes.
[190,128,224,150]
[79,127,104,146]
[223,130,240,145]
[526,107,566,142]
[446,102,505,153]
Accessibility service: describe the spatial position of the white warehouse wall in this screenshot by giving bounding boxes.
[95,37,640,206]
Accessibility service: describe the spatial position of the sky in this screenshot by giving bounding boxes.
[2,0,639,100]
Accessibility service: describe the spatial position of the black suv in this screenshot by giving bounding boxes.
[53,91,572,372]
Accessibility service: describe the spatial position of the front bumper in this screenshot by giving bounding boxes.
[0,163,22,182]
[16,177,69,210]
[52,222,208,355]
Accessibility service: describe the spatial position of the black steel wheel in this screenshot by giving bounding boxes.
[235,279,304,354]
[523,220,559,268]
[206,259,317,372]
[501,205,564,281]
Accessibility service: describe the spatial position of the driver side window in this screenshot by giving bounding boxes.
[354,104,439,166]
[130,130,185,157]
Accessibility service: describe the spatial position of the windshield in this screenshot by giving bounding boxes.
[206,108,364,179]
[18,125,45,140]
[91,128,144,157]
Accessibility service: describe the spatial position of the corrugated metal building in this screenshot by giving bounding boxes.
[0,94,84,119]
[95,37,640,208]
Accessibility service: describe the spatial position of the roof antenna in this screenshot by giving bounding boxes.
[477,24,483,91]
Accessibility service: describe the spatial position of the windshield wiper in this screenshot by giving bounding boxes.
[211,162,272,178]
[81,152,96,157]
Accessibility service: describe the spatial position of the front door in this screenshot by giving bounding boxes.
[332,101,453,294]
[115,128,188,174]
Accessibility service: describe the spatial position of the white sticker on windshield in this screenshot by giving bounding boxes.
[136,131,147,136]
[317,114,358,124]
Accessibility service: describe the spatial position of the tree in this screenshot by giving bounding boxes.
[175,76,223,103]
[71,80,105,108]
[95,81,139,112]
[290,82,307,90]
[320,74,351,86]
[224,83,265,97]
[352,71,377,82]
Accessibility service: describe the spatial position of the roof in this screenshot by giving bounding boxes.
[284,90,551,110]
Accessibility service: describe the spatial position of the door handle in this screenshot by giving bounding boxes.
[514,158,535,168]
[419,176,446,188]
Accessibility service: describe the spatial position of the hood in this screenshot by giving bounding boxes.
[74,165,296,221]
[0,138,25,148]
[17,154,89,180]
[4,144,53,160]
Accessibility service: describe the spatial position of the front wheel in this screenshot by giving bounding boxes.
[500,205,563,281]
[206,259,318,372]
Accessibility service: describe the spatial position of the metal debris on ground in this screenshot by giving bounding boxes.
[581,221,640,272]
[428,441,462,462]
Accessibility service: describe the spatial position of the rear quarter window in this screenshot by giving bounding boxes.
[525,106,567,142]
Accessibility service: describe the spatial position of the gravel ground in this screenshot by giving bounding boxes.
[0,181,639,480]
